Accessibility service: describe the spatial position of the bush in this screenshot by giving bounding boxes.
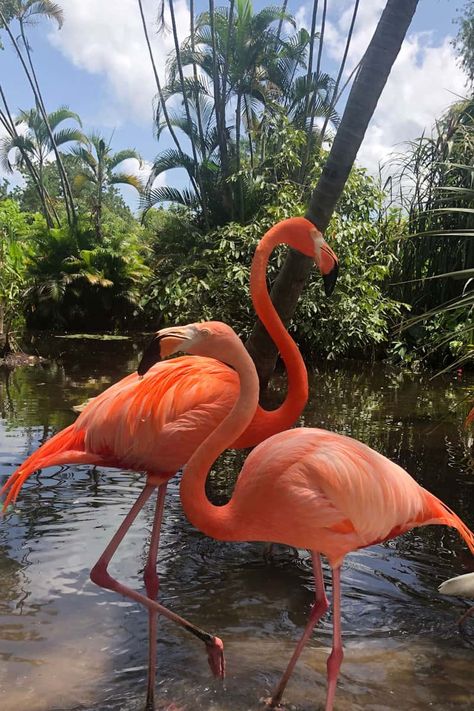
[142,162,403,360]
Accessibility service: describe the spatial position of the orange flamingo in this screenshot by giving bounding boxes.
[1,217,338,710]
[137,320,474,711]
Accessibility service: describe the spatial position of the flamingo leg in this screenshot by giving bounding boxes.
[89,483,225,682]
[144,483,167,711]
[268,551,329,708]
[325,566,343,711]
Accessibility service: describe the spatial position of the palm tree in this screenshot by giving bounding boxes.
[0,83,55,225]
[71,134,143,240]
[147,0,333,224]
[246,0,420,384]
[0,1,77,226]
[0,106,85,224]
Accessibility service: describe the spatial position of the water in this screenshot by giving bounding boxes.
[0,337,473,711]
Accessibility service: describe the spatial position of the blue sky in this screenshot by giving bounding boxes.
[0,0,468,208]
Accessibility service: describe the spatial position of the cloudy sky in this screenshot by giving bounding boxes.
[0,0,468,207]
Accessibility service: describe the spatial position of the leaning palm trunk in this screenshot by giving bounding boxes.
[246,0,420,385]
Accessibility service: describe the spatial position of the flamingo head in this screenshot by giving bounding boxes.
[137,321,241,376]
[272,217,339,296]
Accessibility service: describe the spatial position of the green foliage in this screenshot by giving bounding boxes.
[390,96,474,368]
[0,198,45,338]
[24,211,150,331]
[454,0,474,85]
[145,0,337,225]
[143,157,402,358]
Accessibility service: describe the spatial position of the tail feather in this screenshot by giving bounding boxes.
[424,490,474,556]
[0,425,93,510]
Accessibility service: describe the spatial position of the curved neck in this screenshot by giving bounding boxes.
[179,338,260,540]
[250,228,308,429]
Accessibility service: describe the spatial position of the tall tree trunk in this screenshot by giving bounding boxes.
[300,0,326,180]
[246,0,420,385]
[319,0,360,145]
[136,0,201,205]
[190,0,207,161]
[0,11,75,225]
[17,16,76,226]
[219,0,235,217]
[302,1,319,131]
[235,91,244,220]
[0,85,58,227]
[168,0,209,226]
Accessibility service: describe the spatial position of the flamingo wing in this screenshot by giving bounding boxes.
[228,428,434,564]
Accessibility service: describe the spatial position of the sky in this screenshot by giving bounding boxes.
[0,0,469,209]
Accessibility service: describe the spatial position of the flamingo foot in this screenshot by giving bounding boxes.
[205,635,225,678]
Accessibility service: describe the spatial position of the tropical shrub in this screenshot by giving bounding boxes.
[143,157,403,360]
[0,198,44,350]
[390,97,474,369]
[24,211,149,331]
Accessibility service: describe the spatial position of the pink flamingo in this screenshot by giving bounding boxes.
[1,218,338,710]
[137,320,474,711]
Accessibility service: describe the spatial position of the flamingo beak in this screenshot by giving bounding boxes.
[323,260,339,296]
[320,242,339,296]
[137,331,187,376]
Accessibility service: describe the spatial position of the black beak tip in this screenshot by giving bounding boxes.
[137,336,162,376]
[323,262,339,297]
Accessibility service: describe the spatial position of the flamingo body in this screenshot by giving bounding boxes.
[141,321,474,711]
[186,427,473,568]
[1,219,339,710]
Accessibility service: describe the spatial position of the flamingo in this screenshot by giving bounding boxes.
[137,320,474,711]
[0,217,338,710]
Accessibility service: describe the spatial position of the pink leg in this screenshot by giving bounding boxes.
[144,484,167,711]
[325,566,343,711]
[89,483,225,682]
[268,551,329,708]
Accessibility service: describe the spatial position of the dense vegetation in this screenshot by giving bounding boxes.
[0,0,472,373]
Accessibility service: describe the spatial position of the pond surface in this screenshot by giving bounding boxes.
[0,337,473,711]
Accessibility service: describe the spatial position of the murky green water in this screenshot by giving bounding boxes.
[0,337,473,711]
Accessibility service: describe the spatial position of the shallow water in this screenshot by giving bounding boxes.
[0,338,473,711]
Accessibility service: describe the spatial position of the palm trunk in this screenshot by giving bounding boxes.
[244,96,254,172]
[168,0,209,226]
[136,0,200,198]
[0,85,57,227]
[319,0,360,145]
[246,0,420,385]
[235,92,244,221]
[302,1,319,131]
[300,0,326,180]
[190,0,207,161]
[16,16,76,226]
[219,0,235,216]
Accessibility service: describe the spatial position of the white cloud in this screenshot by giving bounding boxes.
[119,156,165,190]
[48,0,190,125]
[301,0,468,174]
[358,33,467,175]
